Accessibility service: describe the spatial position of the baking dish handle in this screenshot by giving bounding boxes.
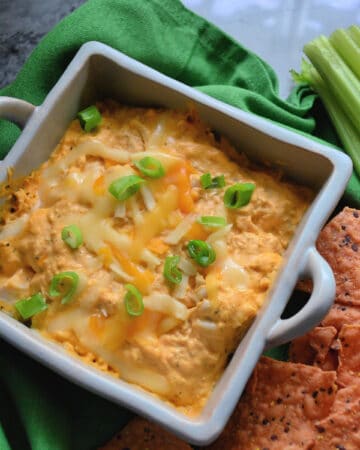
[0,97,36,128]
[265,247,335,349]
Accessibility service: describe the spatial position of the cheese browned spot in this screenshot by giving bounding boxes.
[0,100,312,416]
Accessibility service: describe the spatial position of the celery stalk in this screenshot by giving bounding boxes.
[314,78,360,177]
[304,35,360,131]
[348,25,360,48]
[329,28,360,80]
[291,60,360,177]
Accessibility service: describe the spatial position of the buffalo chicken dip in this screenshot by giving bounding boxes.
[0,101,312,415]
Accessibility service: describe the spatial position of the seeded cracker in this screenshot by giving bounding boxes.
[316,207,360,307]
[312,382,360,450]
[294,209,360,331]
[337,324,360,388]
[289,326,338,371]
[97,416,192,450]
[321,303,360,330]
[204,356,337,450]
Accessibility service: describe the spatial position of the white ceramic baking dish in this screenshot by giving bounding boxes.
[0,42,352,445]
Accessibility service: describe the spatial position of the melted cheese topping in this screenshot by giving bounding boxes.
[0,101,313,416]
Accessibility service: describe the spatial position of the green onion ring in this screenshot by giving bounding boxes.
[197,216,227,227]
[187,239,216,267]
[61,224,83,249]
[124,284,144,317]
[108,175,145,201]
[77,105,102,132]
[135,157,165,179]
[200,173,225,189]
[15,293,48,320]
[49,271,80,304]
[224,182,255,209]
[163,255,182,284]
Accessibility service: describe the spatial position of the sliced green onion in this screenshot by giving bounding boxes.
[200,173,225,189]
[77,105,102,132]
[187,240,216,267]
[163,255,182,284]
[200,173,212,188]
[135,157,165,179]
[61,224,83,249]
[224,183,255,209]
[108,175,145,201]
[15,293,47,320]
[49,271,79,304]
[197,216,227,228]
[124,284,144,317]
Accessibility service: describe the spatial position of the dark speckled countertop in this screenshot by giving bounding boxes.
[0,0,85,89]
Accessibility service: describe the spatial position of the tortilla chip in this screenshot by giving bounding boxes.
[337,324,360,387]
[321,303,360,331]
[312,382,360,449]
[205,356,337,450]
[293,208,360,331]
[296,279,313,293]
[98,417,192,450]
[289,326,338,371]
[289,333,315,365]
[316,207,360,307]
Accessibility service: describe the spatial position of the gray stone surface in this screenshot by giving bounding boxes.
[0,0,85,88]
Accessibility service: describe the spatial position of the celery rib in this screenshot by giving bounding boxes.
[297,61,360,177]
[304,35,360,131]
[329,29,360,81]
[348,25,360,48]
[293,26,360,179]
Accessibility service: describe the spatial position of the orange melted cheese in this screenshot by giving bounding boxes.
[0,101,313,415]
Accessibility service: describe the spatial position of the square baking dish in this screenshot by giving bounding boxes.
[0,42,352,445]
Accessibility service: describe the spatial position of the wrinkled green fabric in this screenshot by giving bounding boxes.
[0,0,357,449]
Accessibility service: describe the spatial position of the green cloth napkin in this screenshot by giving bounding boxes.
[0,1,358,449]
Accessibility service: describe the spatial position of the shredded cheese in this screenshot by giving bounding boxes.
[195,319,217,331]
[140,184,156,211]
[221,258,249,291]
[143,294,189,321]
[206,224,233,260]
[109,262,133,283]
[71,213,131,254]
[140,249,161,269]
[131,151,182,170]
[158,317,179,335]
[178,257,197,276]
[0,214,29,240]
[173,274,189,300]
[164,213,196,245]
[109,245,154,294]
[45,141,130,177]
[129,197,143,226]
[131,186,178,260]
[207,224,233,244]
[146,118,167,150]
[0,269,30,292]
[195,286,207,303]
[117,362,170,395]
[114,202,126,218]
